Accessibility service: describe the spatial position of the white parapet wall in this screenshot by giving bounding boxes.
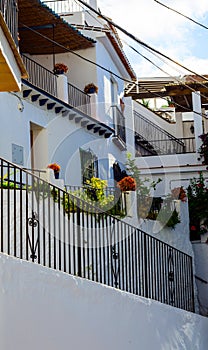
[0,253,207,350]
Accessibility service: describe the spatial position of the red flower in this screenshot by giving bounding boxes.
[118,176,136,192]
[47,163,61,172]
[190,225,196,231]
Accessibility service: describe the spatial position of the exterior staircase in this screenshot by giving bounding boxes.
[134,110,195,156]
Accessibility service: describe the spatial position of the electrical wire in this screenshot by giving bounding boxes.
[74,0,208,83]
[154,0,208,31]
[20,22,207,117]
[42,0,208,93]
[123,39,208,107]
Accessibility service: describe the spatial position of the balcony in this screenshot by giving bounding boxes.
[0,0,18,45]
[0,0,27,91]
[22,54,91,115]
[134,110,196,156]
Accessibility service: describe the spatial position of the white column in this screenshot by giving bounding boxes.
[192,91,203,153]
[57,74,68,103]
[90,93,98,119]
[123,97,135,155]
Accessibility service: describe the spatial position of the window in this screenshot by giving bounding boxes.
[79,148,98,184]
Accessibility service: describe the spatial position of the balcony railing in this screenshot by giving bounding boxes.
[112,105,126,143]
[22,55,58,97]
[22,55,92,116]
[43,0,89,14]
[0,157,195,312]
[0,0,18,46]
[68,83,91,116]
[134,110,186,155]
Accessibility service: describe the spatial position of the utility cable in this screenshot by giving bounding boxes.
[43,1,208,93]
[19,22,206,117]
[123,39,208,105]
[74,0,208,82]
[154,0,208,31]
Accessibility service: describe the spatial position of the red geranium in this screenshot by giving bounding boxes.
[118,176,136,192]
[47,163,61,172]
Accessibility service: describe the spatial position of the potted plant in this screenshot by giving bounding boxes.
[53,63,68,75]
[84,83,98,94]
[47,163,61,179]
[117,176,136,192]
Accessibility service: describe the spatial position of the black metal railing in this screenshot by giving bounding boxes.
[178,137,196,153]
[68,83,91,116]
[134,110,185,155]
[0,157,195,312]
[112,106,126,143]
[0,0,18,45]
[22,55,58,97]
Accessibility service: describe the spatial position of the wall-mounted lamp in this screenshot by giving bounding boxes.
[9,92,24,112]
[190,125,195,134]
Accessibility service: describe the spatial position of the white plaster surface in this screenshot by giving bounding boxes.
[0,253,207,350]
[192,242,208,316]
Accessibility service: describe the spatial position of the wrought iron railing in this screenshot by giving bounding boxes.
[178,137,196,153]
[22,55,58,97]
[68,83,91,116]
[0,157,195,312]
[22,55,91,115]
[134,110,185,155]
[0,0,18,45]
[112,105,126,143]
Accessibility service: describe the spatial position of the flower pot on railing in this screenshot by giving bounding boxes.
[118,176,136,217]
[84,83,98,95]
[54,69,65,75]
[53,63,68,75]
[54,171,60,179]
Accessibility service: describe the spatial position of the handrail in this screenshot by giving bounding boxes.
[0,156,195,312]
[67,82,91,116]
[134,110,184,145]
[22,54,58,97]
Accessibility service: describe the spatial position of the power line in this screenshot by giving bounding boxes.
[123,40,208,103]
[74,0,208,82]
[154,0,208,30]
[19,22,205,117]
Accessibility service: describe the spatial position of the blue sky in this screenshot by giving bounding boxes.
[99,0,208,78]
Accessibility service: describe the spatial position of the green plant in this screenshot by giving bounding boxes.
[187,172,208,239]
[158,202,180,229]
[61,177,125,217]
[141,99,150,108]
[125,152,162,196]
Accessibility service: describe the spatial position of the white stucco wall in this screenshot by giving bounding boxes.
[0,253,207,350]
[0,91,127,186]
[192,241,208,316]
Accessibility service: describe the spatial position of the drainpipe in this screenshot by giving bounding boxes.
[192,91,203,155]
